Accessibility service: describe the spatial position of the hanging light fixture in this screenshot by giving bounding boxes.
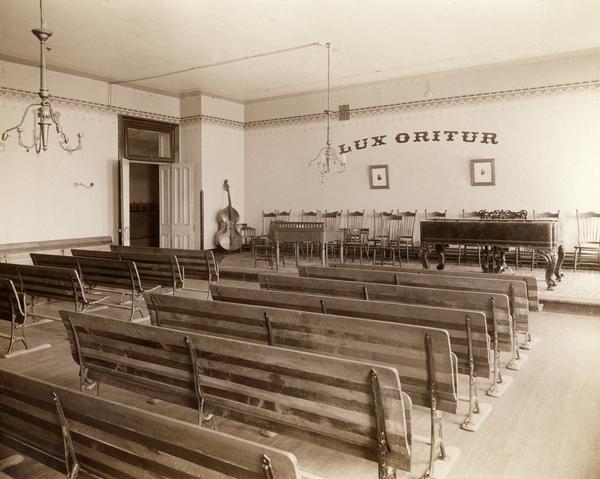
[0,0,83,154]
[308,42,345,183]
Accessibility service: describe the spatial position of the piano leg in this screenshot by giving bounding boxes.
[435,244,446,270]
[419,244,446,269]
[420,244,430,269]
[537,249,558,290]
[555,245,565,281]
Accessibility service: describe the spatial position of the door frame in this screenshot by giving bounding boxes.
[118,116,179,246]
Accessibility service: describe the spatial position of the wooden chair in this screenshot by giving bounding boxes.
[0,279,51,358]
[369,210,394,253]
[261,210,278,236]
[321,210,342,261]
[459,210,483,266]
[372,213,403,266]
[343,210,369,262]
[574,210,600,271]
[531,210,560,269]
[0,369,305,479]
[299,210,320,260]
[239,223,256,251]
[397,210,417,261]
[60,311,413,476]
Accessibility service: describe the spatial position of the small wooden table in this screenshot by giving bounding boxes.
[269,221,345,271]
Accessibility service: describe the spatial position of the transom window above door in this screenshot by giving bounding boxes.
[121,117,178,163]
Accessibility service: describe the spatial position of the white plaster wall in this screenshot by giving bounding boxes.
[201,122,245,248]
[245,75,600,249]
[0,60,180,244]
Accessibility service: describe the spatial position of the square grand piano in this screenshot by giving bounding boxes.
[419,218,564,289]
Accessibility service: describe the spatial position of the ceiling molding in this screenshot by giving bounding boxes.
[0,53,180,99]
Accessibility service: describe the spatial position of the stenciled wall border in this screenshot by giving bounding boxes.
[3,78,599,131]
[244,79,600,129]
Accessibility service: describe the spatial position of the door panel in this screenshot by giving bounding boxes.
[119,159,130,245]
[171,163,194,249]
[159,165,172,248]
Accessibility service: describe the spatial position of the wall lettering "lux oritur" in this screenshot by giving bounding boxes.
[338,130,499,154]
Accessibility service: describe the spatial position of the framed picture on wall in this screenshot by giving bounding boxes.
[369,164,389,189]
[470,159,495,186]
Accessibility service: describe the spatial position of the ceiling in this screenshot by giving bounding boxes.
[1,0,600,102]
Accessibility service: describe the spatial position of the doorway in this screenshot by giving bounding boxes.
[129,163,160,247]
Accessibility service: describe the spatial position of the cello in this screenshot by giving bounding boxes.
[215,179,242,251]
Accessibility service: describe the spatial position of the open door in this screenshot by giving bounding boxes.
[119,158,130,245]
[120,160,194,249]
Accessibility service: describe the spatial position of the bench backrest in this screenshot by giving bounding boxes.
[145,292,458,414]
[301,265,529,332]
[0,263,20,284]
[16,264,88,306]
[76,256,143,293]
[330,263,540,312]
[111,245,220,281]
[59,311,412,472]
[30,252,80,272]
[71,248,120,260]
[210,285,490,377]
[0,279,25,327]
[73,249,182,290]
[0,369,303,479]
[258,274,512,352]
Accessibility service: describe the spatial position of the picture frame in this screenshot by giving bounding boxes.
[470,159,495,186]
[369,164,389,189]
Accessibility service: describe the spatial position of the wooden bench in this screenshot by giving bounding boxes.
[0,369,305,479]
[256,274,517,395]
[30,253,145,321]
[330,263,540,312]
[73,249,183,294]
[0,236,112,265]
[210,284,494,427]
[145,292,460,471]
[110,245,221,282]
[60,310,413,477]
[0,279,51,358]
[0,263,103,324]
[300,265,530,361]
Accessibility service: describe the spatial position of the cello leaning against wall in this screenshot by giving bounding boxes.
[215,179,242,251]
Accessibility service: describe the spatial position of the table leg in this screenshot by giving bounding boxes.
[276,241,280,272]
[537,249,558,290]
[321,242,326,267]
[420,244,430,269]
[340,243,345,264]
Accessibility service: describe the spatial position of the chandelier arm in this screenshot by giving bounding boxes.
[2,103,40,138]
[49,103,83,153]
[308,146,328,167]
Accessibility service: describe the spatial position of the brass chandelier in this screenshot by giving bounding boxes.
[308,42,345,183]
[0,0,83,154]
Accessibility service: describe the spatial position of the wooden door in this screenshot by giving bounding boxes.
[159,164,172,247]
[170,163,194,248]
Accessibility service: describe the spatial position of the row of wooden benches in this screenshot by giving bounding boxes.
[50,266,534,479]
[1,260,539,478]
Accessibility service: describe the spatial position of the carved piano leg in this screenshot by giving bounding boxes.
[420,244,430,269]
[554,245,565,281]
[537,249,558,290]
[435,244,446,270]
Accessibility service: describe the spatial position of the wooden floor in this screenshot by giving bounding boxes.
[1,257,599,478]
